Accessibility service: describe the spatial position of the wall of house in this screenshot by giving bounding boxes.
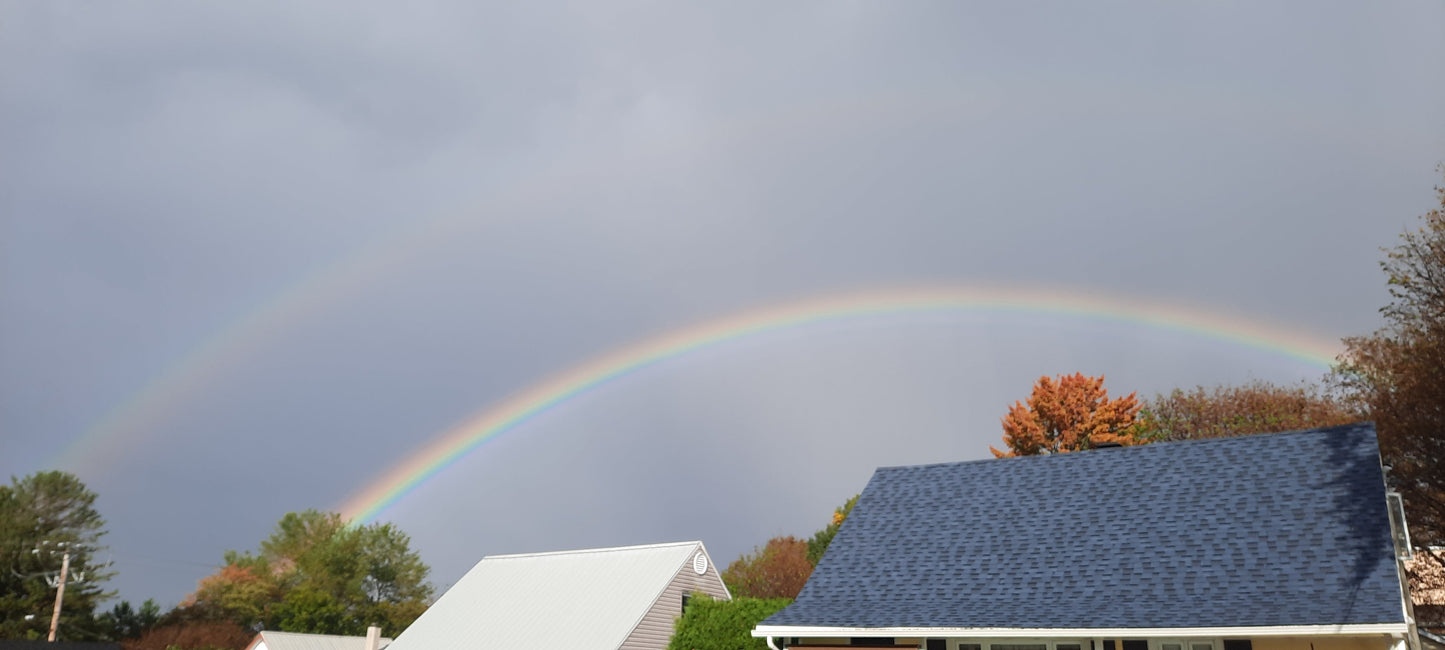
[619,546,731,650]
[1251,636,1396,650]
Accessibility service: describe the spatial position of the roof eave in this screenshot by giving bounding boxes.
[752,623,1410,638]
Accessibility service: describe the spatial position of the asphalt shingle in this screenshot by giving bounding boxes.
[764,423,1406,629]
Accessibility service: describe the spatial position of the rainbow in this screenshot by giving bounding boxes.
[337,285,1341,525]
[48,90,988,476]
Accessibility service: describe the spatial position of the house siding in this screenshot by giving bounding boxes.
[620,546,730,650]
[1252,637,1397,650]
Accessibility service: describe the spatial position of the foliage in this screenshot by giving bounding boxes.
[722,536,812,600]
[991,373,1143,457]
[188,565,280,629]
[122,620,252,650]
[805,495,858,566]
[185,510,433,637]
[1334,167,1445,550]
[667,594,792,650]
[1140,380,1363,442]
[98,599,162,641]
[0,471,116,641]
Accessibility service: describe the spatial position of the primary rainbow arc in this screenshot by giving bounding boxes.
[337,286,1341,525]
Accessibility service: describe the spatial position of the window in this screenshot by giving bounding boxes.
[1157,639,1214,650]
[956,639,1084,650]
[681,594,690,612]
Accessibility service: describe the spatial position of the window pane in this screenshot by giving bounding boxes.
[992,644,1047,650]
[1162,643,1183,650]
[1191,643,1213,650]
[958,644,982,650]
[1058,644,1083,650]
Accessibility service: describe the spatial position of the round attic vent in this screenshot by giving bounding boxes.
[693,552,708,575]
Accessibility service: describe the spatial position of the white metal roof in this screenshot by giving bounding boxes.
[386,541,724,650]
[248,631,392,650]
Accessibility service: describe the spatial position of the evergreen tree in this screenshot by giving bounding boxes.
[0,471,115,640]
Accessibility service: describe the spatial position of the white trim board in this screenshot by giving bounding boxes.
[752,624,1409,638]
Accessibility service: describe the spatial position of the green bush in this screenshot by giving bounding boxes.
[668,594,792,650]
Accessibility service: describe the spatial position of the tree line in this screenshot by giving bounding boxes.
[0,471,432,648]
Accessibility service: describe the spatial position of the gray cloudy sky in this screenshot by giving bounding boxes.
[3,1,1444,610]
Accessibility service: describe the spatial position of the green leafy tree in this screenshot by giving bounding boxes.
[667,594,792,650]
[1334,167,1445,550]
[187,510,433,637]
[805,495,858,566]
[0,471,115,640]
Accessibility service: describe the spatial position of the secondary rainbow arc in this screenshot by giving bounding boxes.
[337,286,1341,525]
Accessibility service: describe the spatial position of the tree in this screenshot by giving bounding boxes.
[1334,168,1445,550]
[97,599,161,641]
[188,564,281,628]
[805,495,858,566]
[667,595,792,650]
[0,471,115,640]
[991,373,1143,457]
[124,620,252,650]
[186,510,434,637]
[1140,380,1363,442]
[722,536,813,600]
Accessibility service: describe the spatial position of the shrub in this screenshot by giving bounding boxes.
[668,595,791,650]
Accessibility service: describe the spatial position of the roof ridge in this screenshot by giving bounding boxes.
[483,540,702,560]
[260,631,393,639]
[876,421,1374,472]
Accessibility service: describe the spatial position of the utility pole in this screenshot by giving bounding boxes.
[47,547,70,642]
[29,541,87,643]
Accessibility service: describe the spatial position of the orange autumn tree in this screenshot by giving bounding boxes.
[991,373,1143,457]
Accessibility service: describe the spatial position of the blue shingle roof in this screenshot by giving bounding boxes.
[764,423,1405,629]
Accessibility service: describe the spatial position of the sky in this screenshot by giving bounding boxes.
[2,1,1444,610]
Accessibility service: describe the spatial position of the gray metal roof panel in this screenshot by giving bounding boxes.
[253,631,392,650]
[386,541,718,650]
[765,423,1405,629]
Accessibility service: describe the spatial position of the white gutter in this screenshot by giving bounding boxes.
[767,637,781,650]
[752,624,1409,638]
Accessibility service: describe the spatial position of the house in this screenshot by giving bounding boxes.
[385,540,730,650]
[245,630,392,650]
[754,423,1420,650]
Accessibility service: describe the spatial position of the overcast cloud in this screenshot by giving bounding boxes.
[2,1,1444,608]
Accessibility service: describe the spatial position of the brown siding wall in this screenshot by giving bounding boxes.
[620,546,731,650]
[1253,636,1397,650]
